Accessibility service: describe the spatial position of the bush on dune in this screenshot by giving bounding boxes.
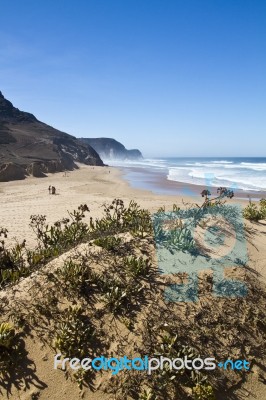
[243,198,266,221]
[0,199,153,289]
[1,193,266,399]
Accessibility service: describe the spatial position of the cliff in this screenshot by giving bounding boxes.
[0,91,104,182]
[80,137,143,161]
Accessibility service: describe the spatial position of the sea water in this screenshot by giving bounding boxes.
[106,157,266,196]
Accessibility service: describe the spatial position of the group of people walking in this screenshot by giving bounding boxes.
[48,185,56,195]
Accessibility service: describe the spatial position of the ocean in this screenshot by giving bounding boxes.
[106,157,266,198]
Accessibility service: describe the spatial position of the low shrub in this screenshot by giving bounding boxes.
[0,322,16,348]
[94,235,122,251]
[192,383,216,400]
[124,256,150,278]
[57,259,90,294]
[54,306,94,358]
[243,203,262,221]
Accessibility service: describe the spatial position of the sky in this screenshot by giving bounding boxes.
[0,0,265,157]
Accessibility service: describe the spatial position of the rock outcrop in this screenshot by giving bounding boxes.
[0,163,26,182]
[0,91,104,181]
[80,138,143,161]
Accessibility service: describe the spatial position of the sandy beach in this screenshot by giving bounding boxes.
[0,164,198,248]
[1,163,266,282]
[0,165,266,400]
[0,163,253,248]
[1,164,266,296]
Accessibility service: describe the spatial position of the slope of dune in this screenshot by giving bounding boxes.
[0,167,265,400]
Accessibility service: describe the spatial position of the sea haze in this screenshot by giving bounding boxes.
[106,157,266,196]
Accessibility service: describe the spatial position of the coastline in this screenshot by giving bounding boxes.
[0,163,258,249]
[1,163,266,400]
[0,164,198,247]
[117,165,266,201]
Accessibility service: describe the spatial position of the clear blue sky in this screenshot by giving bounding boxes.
[0,0,265,157]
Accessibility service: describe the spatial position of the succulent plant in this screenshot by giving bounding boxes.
[54,306,94,358]
[124,256,150,278]
[243,203,262,221]
[192,383,216,400]
[0,322,15,348]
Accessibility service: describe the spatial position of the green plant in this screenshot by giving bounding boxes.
[243,203,262,221]
[243,198,266,221]
[259,199,266,219]
[0,228,28,288]
[124,256,150,278]
[154,333,207,390]
[0,199,153,290]
[103,280,143,314]
[200,187,234,207]
[259,198,266,207]
[26,246,59,268]
[73,368,92,390]
[128,205,152,238]
[153,223,196,254]
[0,322,15,348]
[139,388,155,400]
[57,259,90,293]
[0,321,23,378]
[168,227,196,253]
[94,235,122,251]
[103,284,129,313]
[97,199,152,238]
[54,306,94,358]
[172,204,181,212]
[192,383,216,400]
[30,204,90,250]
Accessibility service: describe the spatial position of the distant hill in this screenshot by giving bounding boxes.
[80,137,143,161]
[0,91,103,182]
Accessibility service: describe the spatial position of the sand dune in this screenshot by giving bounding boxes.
[0,165,265,400]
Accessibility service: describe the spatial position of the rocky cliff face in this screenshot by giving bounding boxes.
[0,90,37,123]
[0,91,104,182]
[80,138,143,161]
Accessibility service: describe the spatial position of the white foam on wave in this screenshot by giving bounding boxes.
[106,157,266,192]
[240,162,266,171]
[211,160,233,164]
[185,162,266,171]
[167,166,266,191]
[106,158,167,169]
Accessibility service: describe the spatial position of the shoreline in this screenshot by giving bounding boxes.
[117,165,266,201]
[1,163,266,400]
[0,164,195,248]
[0,163,255,248]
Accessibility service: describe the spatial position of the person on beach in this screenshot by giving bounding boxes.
[51,186,56,195]
[48,185,51,194]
